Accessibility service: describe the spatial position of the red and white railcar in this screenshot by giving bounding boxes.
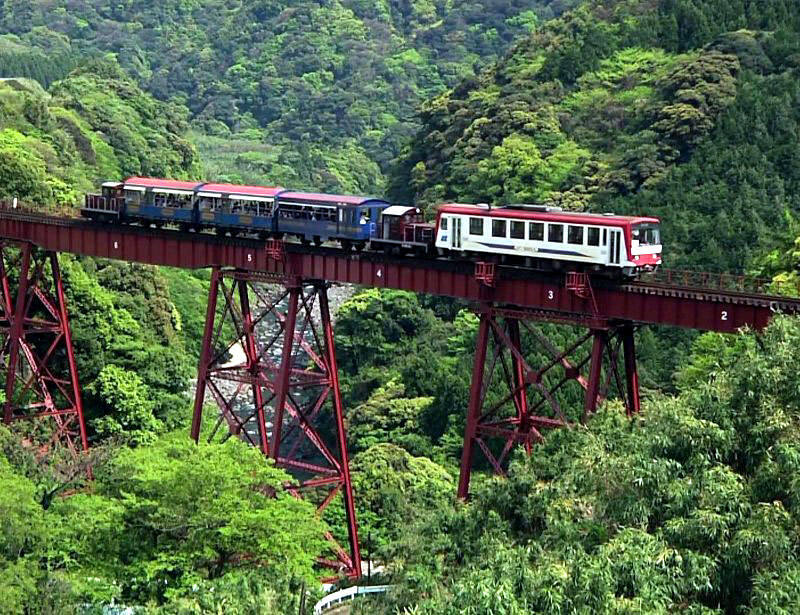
[435,204,661,275]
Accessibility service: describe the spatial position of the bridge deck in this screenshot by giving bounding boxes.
[0,208,797,332]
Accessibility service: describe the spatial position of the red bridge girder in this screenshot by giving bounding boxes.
[0,243,88,457]
[457,307,643,498]
[190,273,361,579]
[0,210,797,332]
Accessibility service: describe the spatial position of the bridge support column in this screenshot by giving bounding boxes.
[192,270,361,579]
[457,306,641,498]
[0,243,88,457]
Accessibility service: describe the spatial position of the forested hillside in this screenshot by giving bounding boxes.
[2,0,800,613]
[392,0,800,273]
[0,0,577,192]
[0,57,198,204]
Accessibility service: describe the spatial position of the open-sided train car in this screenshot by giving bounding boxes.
[274,191,389,247]
[83,177,392,247]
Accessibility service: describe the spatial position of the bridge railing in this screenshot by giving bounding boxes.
[641,268,799,297]
[0,199,78,219]
[313,585,393,614]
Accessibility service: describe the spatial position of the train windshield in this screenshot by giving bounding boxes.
[633,223,661,246]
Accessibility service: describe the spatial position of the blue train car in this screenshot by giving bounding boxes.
[194,183,284,234]
[275,191,390,247]
[120,177,200,225]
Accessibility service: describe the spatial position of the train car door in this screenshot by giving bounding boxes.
[451,217,462,249]
[609,230,622,265]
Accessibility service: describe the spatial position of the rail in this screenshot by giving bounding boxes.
[641,268,799,297]
[313,585,393,614]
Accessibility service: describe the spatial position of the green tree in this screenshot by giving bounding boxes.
[88,364,163,446]
[94,432,327,605]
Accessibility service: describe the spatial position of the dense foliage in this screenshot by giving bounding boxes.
[391,0,800,273]
[0,0,577,192]
[2,1,800,613]
[0,429,325,613]
[355,315,800,614]
[0,57,198,205]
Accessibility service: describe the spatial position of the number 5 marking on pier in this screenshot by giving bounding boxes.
[247,253,253,263]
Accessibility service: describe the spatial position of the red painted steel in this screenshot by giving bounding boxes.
[2,208,800,558]
[456,306,642,498]
[0,210,796,332]
[622,324,641,416]
[0,244,88,457]
[191,272,361,578]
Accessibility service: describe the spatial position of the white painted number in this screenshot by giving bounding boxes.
[548,290,554,300]
[721,311,728,321]
[247,253,253,263]
[113,241,119,250]
[377,269,383,278]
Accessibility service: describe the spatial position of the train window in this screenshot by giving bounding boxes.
[441,217,448,230]
[529,222,544,241]
[492,219,507,238]
[469,217,484,235]
[568,225,584,245]
[510,221,525,239]
[587,227,600,246]
[602,229,607,245]
[633,223,661,245]
[548,224,564,243]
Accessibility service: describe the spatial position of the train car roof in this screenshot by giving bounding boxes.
[382,205,420,216]
[124,177,203,191]
[437,204,659,226]
[278,192,389,206]
[201,183,284,198]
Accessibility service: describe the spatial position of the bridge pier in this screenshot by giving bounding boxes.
[191,268,362,579]
[0,242,89,457]
[457,304,641,499]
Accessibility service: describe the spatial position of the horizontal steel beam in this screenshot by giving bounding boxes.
[0,212,797,332]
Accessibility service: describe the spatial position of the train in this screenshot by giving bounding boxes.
[83,176,662,276]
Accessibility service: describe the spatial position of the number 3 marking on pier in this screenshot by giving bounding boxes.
[548,290,554,300]
[721,311,728,321]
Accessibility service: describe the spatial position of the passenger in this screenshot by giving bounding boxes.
[360,213,367,225]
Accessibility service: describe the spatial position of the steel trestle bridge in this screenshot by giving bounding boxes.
[1,204,798,579]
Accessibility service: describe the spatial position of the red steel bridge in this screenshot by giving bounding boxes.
[1,204,799,579]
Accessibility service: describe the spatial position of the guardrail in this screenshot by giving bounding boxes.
[313,585,393,614]
[641,268,800,297]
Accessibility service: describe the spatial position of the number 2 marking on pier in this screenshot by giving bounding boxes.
[721,311,728,321]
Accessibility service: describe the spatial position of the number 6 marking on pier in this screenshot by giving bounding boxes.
[113,241,119,250]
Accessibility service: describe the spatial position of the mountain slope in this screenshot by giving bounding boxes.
[390,0,800,272]
[0,0,579,192]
